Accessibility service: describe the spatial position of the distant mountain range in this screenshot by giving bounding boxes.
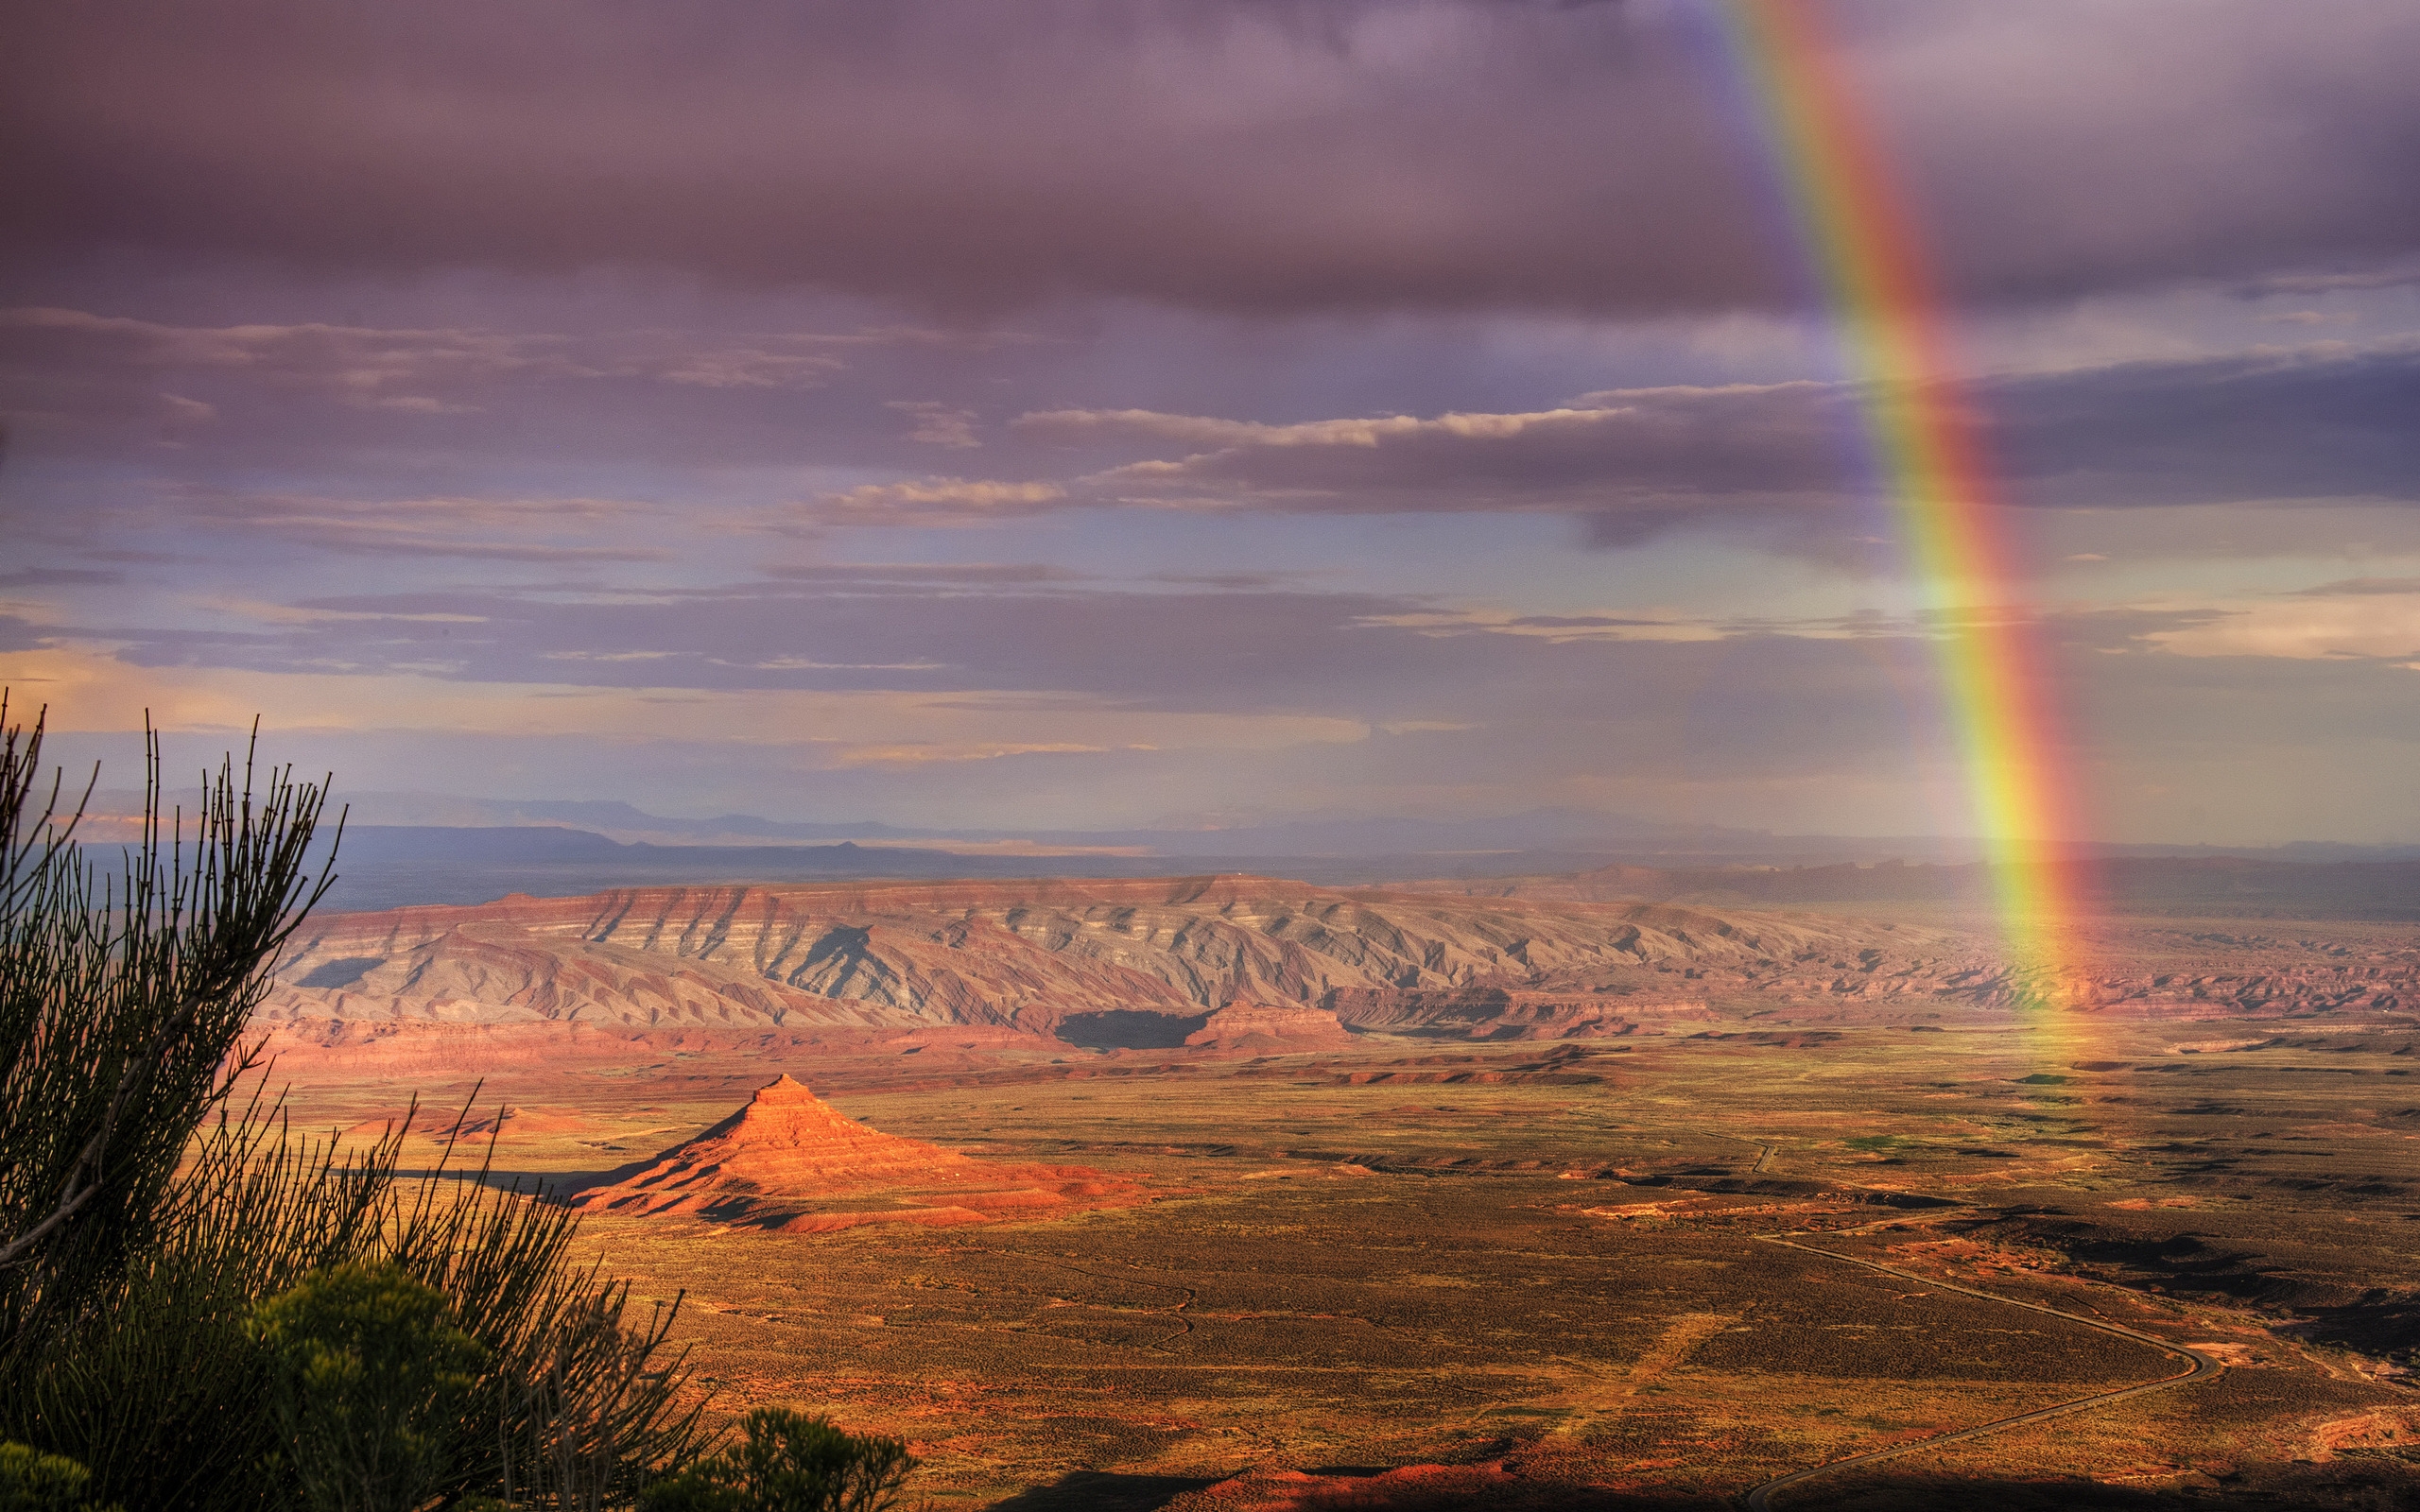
[94,788,2420,862]
[71,788,2420,916]
[298,793,1797,858]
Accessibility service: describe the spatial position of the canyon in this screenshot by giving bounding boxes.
[257,872,2420,1509]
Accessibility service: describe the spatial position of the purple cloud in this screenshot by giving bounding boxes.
[5,2,2415,314]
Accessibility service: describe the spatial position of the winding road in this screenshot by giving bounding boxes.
[1737,1233,2224,1510]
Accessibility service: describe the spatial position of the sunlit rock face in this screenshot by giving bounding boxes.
[1183,1003,1357,1055]
[568,1074,1147,1232]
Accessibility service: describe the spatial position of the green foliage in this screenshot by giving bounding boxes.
[251,1263,489,1512]
[10,1088,448,1507]
[637,1410,914,1512]
[0,1443,119,1512]
[11,1084,708,1511]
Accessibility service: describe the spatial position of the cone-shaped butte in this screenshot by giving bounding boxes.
[568,1074,1147,1232]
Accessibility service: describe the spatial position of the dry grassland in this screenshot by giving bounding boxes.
[281,913,2420,1507]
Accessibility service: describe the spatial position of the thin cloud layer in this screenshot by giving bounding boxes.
[0,305,850,421]
[20,577,2420,842]
[2146,583,2420,662]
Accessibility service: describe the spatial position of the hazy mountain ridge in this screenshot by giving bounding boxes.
[214,816,2420,918]
[1415,856,2420,919]
[95,787,2419,864]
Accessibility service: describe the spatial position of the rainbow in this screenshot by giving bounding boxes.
[1709,0,2090,1006]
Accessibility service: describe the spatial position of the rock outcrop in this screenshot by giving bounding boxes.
[1182,1003,1357,1055]
[568,1074,1145,1231]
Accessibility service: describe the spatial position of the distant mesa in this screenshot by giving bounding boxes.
[1183,1003,1357,1056]
[568,1074,1147,1233]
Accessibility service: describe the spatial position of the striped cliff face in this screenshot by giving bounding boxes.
[263,876,1978,1036]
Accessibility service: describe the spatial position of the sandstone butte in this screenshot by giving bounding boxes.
[1182,1003,1357,1055]
[567,1074,1148,1233]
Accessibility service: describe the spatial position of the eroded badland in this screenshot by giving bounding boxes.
[264,876,2420,1507]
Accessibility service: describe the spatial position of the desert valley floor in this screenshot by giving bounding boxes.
[259,876,2420,1508]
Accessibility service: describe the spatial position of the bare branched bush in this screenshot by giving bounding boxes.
[0,698,335,1323]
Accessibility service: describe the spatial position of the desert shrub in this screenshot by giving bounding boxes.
[636,1410,915,1512]
[0,1443,119,1512]
[0,700,709,1511]
[5,1093,388,1507]
[13,1077,708,1512]
[251,1262,490,1512]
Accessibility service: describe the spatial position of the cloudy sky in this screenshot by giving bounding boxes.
[4,0,2418,845]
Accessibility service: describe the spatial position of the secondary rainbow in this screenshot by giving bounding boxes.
[1710,0,2089,1005]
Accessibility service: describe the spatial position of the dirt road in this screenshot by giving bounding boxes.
[1738,1232,2223,1510]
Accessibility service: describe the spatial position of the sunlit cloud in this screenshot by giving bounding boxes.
[809,478,1067,526]
[886,401,981,448]
[2142,587,2420,661]
[0,644,1371,763]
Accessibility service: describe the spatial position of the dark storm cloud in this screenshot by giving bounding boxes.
[892,341,2420,538]
[4,2,2415,315]
[1987,342,2420,507]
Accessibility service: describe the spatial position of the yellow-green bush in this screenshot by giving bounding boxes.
[637,1410,914,1512]
[251,1263,488,1512]
[0,1443,120,1512]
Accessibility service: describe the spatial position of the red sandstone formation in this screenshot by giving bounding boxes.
[568,1074,1145,1232]
[1182,1003,1357,1055]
